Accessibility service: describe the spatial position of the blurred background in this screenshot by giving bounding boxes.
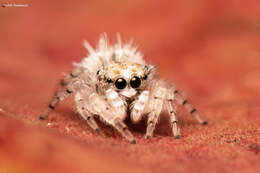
[0,0,260,173]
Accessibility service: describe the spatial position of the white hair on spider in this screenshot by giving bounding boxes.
[77,33,145,75]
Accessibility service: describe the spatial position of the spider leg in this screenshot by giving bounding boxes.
[165,99,181,138]
[145,81,166,139]
[75,97,100,132]
[105,89,127,120]
[85,114,100,132]
[60,68,83,86]
[163,84,181,138]
[130,90,149,123]
[39,88,73,120]
[114,118,136,144]
[146,111,159,139]
[39,68,83,120]
[173,89,208,125]
[87,93,136,143]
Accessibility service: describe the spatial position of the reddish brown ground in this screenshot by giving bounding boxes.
[0,1,260,173]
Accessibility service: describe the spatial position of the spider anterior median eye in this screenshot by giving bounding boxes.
[115,78,127,89]
[130,76,141,88]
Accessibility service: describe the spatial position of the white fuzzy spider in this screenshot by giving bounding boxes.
[40,34,207,143]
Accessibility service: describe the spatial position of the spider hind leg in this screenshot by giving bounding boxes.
[39,68,83,120]
[173,90,208,125]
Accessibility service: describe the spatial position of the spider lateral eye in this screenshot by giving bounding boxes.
[130,76,141,88]
[115,78,127,89]
[106,78,113,83]
[143,75,147,80]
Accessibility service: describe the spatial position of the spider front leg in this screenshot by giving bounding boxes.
[130,90,149,123]
[87,92,136,143]
[39,68,82,120]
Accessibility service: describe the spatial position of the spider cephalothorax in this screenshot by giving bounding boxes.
[40,34,207,144]
[97,62,153,98]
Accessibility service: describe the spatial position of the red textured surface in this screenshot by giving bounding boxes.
[0,1,260,173]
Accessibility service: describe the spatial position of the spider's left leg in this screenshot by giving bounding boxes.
[145,80,167,139]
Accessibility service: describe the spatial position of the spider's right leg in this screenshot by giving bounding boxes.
[39,68,82,120]
[87,93,136,143]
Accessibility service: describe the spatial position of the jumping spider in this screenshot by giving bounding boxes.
[40,34,207,143]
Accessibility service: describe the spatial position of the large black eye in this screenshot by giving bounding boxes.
[130,76,141,88]
[115,78,127,89]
